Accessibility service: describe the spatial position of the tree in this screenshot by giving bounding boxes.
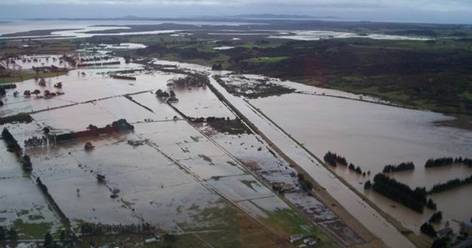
[426,199,437,210]
[163,233,177,243]
[372,173,426,213]
[420,222,437,238]
[44,232,54,248]
[383,162,415,173]
[212,63,223,70]
[124,55,131,64]
[429,211,442,223]
[0,226,5,241]
[364,180,372,190]
[59,230,66,242]
[43,127,50,135]
[431,237,449,248]
[7,227,17,241]
[298,174,313,192]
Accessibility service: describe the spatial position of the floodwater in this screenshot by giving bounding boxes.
[0,138,62,238]
[213,46,235,50]
[1,55,303,239]
[270,30,431,41]
[0,55,72,70]
[0,20,432,42]
[3,49,469,246]
[251,93,472,231]
[148,59,421,247]
[172,86,235,118]
[0,60,180,117]
[206,74,416,248]
[98,43,147,50]
[0,20,258,40]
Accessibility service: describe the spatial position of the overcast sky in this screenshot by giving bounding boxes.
[0,0,471,24]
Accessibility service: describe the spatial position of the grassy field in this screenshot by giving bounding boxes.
[73,204,331,248]
[13,219,52,239]
[264,209,337,248]
[245,56,289,64]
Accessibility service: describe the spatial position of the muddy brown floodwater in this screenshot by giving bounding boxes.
[251,92,472,232]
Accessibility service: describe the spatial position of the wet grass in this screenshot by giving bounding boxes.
[246,56,289,64]
[80,233,208,248]
[144,234,207,248]
[13,219,52,239]
[183,204,336,247]
[179,204,292,247]
[264,209,337,248]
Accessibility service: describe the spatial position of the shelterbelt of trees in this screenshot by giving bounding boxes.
[425,157,472,168]
[367,173,436,213]
[2,128,21,153]
[383,162,415,173]
[429,175,472,194]
[323,151,368,175]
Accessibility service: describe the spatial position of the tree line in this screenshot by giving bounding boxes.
[2,128,33,172]
[172,73,209,88]
[2,128,21,153]
[425,157,472,168]
[323,151,347,166]
[324,151,368,176]
[190,117,250,135]
[0,113,33,125]
[0,226,18,242]
[80,222,156,236]
[383,162,415,173]
[428,175,472,194]
[420,222,437,238]
[368,173,436,213]
[420,211,443,239]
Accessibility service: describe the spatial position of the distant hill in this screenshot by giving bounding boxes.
[230,14,338,19]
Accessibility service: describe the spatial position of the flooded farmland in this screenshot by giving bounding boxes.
[269,30,431,41]
[250,89,472,231]
[1,36,470,248]
[1,53,345,247]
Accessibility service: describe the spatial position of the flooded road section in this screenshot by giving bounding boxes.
[202,73,416,248]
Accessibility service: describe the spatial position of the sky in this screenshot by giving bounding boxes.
[0,0,471,24]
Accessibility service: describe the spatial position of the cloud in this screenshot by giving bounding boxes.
[1,0,471,11]
[0,0,471,23]
[1,0,472,14]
